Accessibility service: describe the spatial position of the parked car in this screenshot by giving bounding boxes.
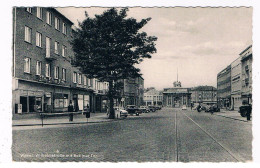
[114,107,128,118]
[139,106,150,113]
[148,105,156,112]
[182,105,187,110]
[210,105,220,112]
[155,106,162,110]
[126,105,140,116]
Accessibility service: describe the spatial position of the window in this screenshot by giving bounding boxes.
[62,23,67,35]
[55,41,59,54]
[36,32,42,47]
[83,76,87,85]
[88,78,91,87]
[62,68,66,81]
[36,7,42,19]
[36,61,42,75]
[73,72,77,83]
[78,74,82,84]
[26,8,32,13]
[46,37,51,57]
[46,63,50,77]
[62,45,66,57]
[54,66,59,79]
[55,17,60,30]
[24,26,32,43]
[24,58,31,73]
[46,11,52,25]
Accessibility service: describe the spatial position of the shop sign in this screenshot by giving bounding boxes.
[20,90,28,96]
[35,91,43,97]
[28,91,35,96]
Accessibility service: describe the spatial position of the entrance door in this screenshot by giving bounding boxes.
[29,96,36,112]
[20,96,27,112]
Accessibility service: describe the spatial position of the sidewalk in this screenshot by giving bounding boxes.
[12,112,115,127]
[214,110,251,122]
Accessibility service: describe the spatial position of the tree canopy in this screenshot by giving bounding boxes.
[71,8,157,118]
[71,8,157,82]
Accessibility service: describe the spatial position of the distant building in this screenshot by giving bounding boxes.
[190,86,217,106]
[163,80,191,108]
[118,76,144,107]
[231,56,242,110]
[143,88,163,106]
[240,45,252,104]
[217,65,231,109]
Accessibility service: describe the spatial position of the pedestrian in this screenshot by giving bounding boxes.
[246,103,252,121]
[191,103,193,110]
[68,100,74,121]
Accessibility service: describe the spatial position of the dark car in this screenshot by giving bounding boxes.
[126,105,141,116]
[139,106,150,113]
[148,105,156,112]
[207,105,220,113]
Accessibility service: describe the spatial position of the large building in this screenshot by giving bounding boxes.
[12,7,109,117]
[217,65,231,109]
[119,76,144,107]
[143,87,163,106]
[190,86,217,106]
[231,56,242,110]
[240,45,252,104]
[163,80,191,108]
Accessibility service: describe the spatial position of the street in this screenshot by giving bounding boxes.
[12,108,252,162]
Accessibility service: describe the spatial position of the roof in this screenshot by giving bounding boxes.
[239,45,252,56]
[51,8,74,25]
[190,86,217,91]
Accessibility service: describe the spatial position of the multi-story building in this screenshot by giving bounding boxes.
[231,56,242,110]
[190,86,217,106]
[163,80,191,108]
[217,65,231,109]
[240,45,252,104]
[143,88,163,106]
[119,76,144,108]
[12,7,108,116]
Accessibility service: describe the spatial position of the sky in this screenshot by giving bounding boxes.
[56,7,252,90]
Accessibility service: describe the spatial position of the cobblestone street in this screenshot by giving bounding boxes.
[12,108,252,162]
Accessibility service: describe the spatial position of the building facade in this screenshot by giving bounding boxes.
[119,76,144,108]
[217,65,231,109]
[163,81,191,108]
[231,56,242,110]
[143,87,163,106]
[190,86,217,106]
[12,7,108,117]
[240,45,252,105]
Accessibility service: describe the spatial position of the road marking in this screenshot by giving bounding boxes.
[181,111,245,162]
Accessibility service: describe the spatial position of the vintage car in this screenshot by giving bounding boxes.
[126,105,141,116]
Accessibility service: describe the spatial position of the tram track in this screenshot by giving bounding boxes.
[178,110,245,162]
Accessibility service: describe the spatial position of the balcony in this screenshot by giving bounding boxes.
[45,54,57,61]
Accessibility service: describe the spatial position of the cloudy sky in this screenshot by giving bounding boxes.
[57,7,252,90]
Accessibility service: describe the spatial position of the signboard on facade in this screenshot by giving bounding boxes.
[45,92,52,97]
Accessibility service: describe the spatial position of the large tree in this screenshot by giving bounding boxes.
[71,8,157,119]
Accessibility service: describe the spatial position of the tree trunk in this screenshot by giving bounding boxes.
[108,80,115,119]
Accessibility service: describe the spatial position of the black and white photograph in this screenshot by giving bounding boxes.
[1,0,260,166]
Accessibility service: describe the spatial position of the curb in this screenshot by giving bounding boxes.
[12,119,120,127]
[214,114,249,123]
